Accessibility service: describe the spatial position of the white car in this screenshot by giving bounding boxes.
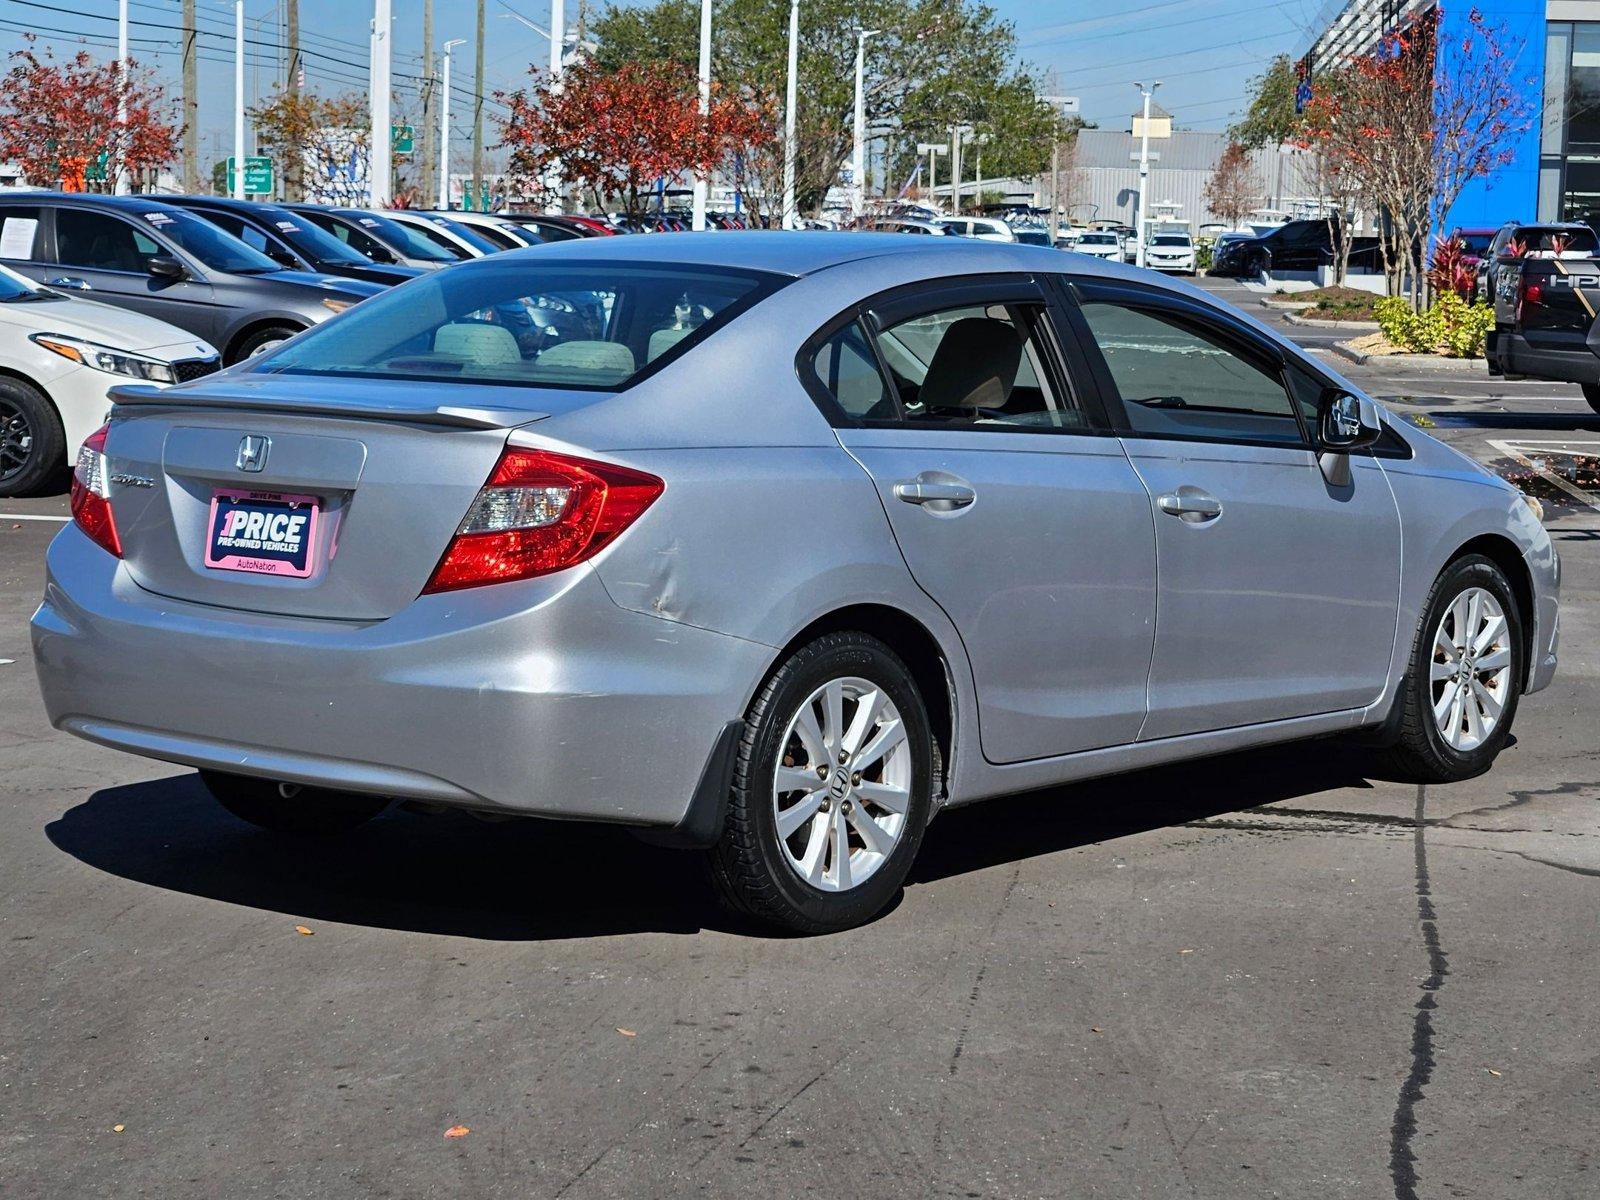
[0,263,217,496]
[934,216,1015,242]
[1145,232,1198,274]
[419,210,542,251]
[1070,231,1124,260]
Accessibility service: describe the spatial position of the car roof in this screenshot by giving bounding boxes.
[454,230,1152,281]
[0,190,187,214]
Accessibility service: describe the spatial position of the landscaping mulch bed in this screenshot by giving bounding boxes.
[1295,286,1382,322]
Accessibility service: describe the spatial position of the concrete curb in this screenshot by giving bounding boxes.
[1331,341,1485,370]
[1260,298,1314,311]
[1284,313,1381,331]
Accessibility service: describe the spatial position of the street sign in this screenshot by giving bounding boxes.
[226,156,274,195]
[391,124,415,155]
[84,152,110,183]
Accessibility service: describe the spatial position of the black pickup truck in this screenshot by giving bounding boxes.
[1486,252,1600,412]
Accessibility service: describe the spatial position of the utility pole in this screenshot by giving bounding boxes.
[1134,81,1159,269]
[915,142,944,208]
[472,0,484,209]
[420,0,435,207]
[949,124,971,215]
[691,0,711,230]
[371,0,393,206]
[115,0,129,193]
[232,0,245,199]
[781,0,799,228]
[182,0,199,193]
[439,38,464,208]
[547,0,565,214]
[284,0,300,199]
[850,29,879,220]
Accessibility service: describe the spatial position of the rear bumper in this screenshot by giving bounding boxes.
[31,524,770,826]
[1488,332,1600,385]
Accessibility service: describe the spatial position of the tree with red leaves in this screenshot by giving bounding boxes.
[1296,9,1534,304]
[495,58,769,216]
[0,37,180,192]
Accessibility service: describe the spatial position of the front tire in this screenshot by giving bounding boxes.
[1581,382,1600,414]
[708,632,936,934]
[0,377,65,498]
[201,770,390,834]
[1380,556,1523,783]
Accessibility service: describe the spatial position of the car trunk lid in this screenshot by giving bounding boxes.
[103,378,556,620]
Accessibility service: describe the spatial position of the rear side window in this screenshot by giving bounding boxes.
[255,261,780,390]
[0,206,42,259]
[1076,297,1304,446]
[811,321,895,419]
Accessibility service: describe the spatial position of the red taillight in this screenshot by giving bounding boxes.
[70,423,122,558]
[1521,280,1543,308]
[422,448,663,593]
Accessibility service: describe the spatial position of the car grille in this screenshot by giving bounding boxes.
[172,357,221,383]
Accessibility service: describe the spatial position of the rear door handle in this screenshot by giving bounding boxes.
[1156,492,1223,521]
[893,480,976,508]
[48,277,90,290]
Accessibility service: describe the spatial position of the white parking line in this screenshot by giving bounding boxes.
[1487,439,1600,513]
[1,514,69,523]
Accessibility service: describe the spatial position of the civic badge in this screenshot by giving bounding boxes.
[236,434,270,473]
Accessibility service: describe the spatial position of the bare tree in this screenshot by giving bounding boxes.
[1203,142,1259,231]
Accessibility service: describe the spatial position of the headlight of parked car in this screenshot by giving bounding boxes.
[30,334,177,383]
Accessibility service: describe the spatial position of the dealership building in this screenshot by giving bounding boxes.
[1300,0,1600,229]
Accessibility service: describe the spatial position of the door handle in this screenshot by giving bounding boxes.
[893,480,976,508]
[47,277,91,290]
[1156,492,1223,521]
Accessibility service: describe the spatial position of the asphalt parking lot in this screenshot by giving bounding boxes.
[1,277,1596,1199]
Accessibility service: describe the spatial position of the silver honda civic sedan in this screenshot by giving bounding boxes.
[32,234,1559,932]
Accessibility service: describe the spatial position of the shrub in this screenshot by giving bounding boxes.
[1374,293,1493,357]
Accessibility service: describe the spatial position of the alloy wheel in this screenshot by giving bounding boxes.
[1430,586,1513,752]
[771,676,911,893]
[0,398,32,484]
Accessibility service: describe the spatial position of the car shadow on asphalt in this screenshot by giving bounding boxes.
[1415,411,1600,432]
[47,742,1377,941]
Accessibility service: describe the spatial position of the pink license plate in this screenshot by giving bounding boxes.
[205,489,320,578]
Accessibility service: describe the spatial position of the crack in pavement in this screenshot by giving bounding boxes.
[1388,783,1448,1200]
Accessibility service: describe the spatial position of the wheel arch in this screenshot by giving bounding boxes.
[1448,533,1536,689]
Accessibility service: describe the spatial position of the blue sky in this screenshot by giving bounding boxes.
[0,0,1336,162]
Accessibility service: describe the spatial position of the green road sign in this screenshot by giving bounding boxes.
[84,152,110,183]
[226,156,274,195]
[391,125,415,155]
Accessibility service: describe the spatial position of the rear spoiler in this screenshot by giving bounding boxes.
[108,383,546,430]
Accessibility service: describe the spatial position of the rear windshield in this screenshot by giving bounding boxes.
[253,261,781,390]
[1506,227,1599,254]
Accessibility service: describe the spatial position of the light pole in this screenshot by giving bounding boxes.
[949,123,972,215]
[781,0,799,228]
[971,131,989,215]
[1134,80,1160,269]
[851,28,880,219]
[497,2,568,213]
[232,0,246,200]
[114,0,130,193]
[438,38,465,209]
[915,142,945,208]
[370,0,393,207]
[691,0,712,231]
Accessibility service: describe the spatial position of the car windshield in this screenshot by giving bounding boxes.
[1080,234,1115,245]
[418,216,501,255]
[0,262,59,301]
[1152,235,1191,246]
[261,212,373,266]
[135,208,281,273]
[254,262,781,390]
[340,211,457,262]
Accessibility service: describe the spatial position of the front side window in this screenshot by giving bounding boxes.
[1076,297,1303,446]
[55,209,166,273]
[255,261,778,390]
[867,301,1088,431]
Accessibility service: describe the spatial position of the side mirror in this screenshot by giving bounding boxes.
[267,248,299,269]
[1318,389,1383,451]
[147,255,186,281]
[367,244,397,264]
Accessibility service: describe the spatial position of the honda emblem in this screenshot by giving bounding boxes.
[236,435,270,473]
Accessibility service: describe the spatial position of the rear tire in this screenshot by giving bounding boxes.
[201,770,390,834]
[1379,555,1523,783]
[0,376,66,498]
[708,632,936,934]
[1581,382,1600,414]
